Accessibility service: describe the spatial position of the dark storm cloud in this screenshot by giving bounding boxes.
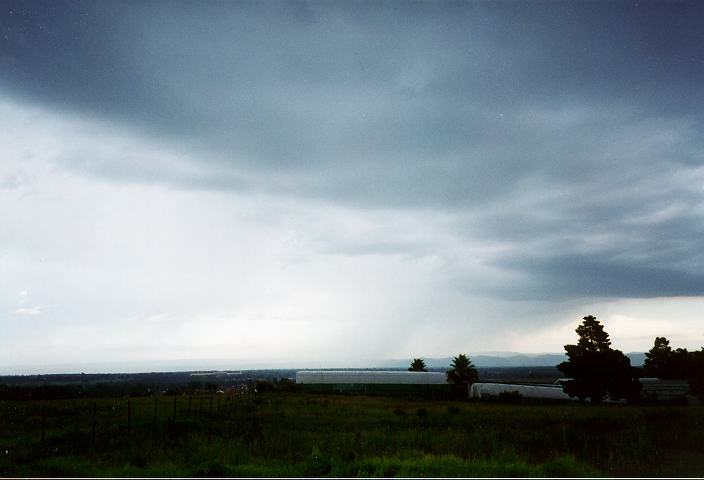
[2,1,703,173]
[2,0,703,301]
[492,254,704,300]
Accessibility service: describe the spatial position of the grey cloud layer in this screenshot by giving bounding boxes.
[3,1,702,169]
[1,0,703,301]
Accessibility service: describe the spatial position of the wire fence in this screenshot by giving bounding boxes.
[0,391,259,451]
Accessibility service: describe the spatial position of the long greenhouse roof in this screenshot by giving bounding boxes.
[295,370,449,385]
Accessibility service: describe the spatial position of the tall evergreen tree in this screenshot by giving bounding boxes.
[643,336,673,378]
[643,338,704,399]
[689,348,704,400]
[558,315,640,404]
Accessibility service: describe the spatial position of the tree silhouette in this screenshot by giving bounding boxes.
[408,358,428,372]
[643,337,673,378]
[689,348,704,400]
[558,315,640,404]
[670,348,692,379]
[644,338,704,399]
[643,337,691,380]
[446,354,478,396]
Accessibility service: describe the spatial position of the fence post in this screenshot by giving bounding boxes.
[187,396,192,415]
[199,396,203,415]
[153,398,158,432]
[127,399,131,439]
[217,395,221,412]
[209,396,213,414]
[172,396,177,423]
[92,402,97,446]
[41,405,46,446]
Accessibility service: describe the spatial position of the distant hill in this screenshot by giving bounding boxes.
[626,352,645,367]
[381,352,646,369]
[2,352,648,377]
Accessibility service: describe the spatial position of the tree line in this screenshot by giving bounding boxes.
[412,315,704,403]
[558,315,704,403]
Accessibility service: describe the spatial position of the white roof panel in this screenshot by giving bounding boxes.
[296,370,449,384]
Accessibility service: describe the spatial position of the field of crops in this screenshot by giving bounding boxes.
[1,392,703,477]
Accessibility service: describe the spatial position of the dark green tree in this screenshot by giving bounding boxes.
[670,348,692,379]
[557,315,640,404]
[643,338,704,399]
[643,336,673,378]
[643,337,692,380]
[446,354,478,396]
[408,358,428,372]
[689,348,704,400]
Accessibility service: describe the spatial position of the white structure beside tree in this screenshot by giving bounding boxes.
[468,382,577,401]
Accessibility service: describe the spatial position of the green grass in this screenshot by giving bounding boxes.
[1,393,703,477]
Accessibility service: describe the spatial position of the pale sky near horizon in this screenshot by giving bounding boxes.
[1,1,704,373]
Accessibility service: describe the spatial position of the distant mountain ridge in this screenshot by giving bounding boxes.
[381,352,646,369]
[2,353,647,375]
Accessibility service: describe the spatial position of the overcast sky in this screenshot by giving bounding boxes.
[1,1,703,373]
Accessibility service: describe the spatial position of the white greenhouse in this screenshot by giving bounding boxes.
[296,370,448,384]
[295,370,453,396]
[468,382,577,401]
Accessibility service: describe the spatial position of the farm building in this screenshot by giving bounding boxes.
[468,378,693,403]
[468,382,576,402]
[639,378,691,402]
[295,370,453,396]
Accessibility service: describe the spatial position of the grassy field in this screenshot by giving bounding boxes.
[1,392,703,477]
